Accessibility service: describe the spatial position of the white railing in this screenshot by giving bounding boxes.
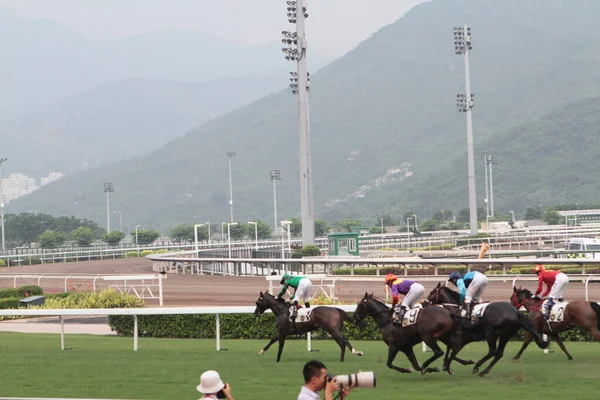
[0,274,164,305]
[0,306,356,353]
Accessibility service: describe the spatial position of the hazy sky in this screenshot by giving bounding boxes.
[0,0,429,57]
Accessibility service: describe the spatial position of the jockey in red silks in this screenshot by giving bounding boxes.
[534,264,569,319]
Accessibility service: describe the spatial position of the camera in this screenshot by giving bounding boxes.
[216,384,228,399]
[327,371,376,389]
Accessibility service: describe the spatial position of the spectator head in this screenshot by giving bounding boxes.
[197,370,225,395]
[303,360,328,391]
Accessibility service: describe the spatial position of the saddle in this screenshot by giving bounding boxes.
[542,300,569,322]
[289,307,312,323]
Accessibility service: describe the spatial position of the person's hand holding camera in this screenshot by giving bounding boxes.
[324,377,339,400]
[220,383,234,400]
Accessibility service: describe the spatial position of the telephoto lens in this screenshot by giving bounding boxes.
[333,372,376,389]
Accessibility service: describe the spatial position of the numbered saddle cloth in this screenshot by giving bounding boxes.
[401,308,421,327]
[542,300,569,322]
[291,307,313,323]
[469,302,492,323]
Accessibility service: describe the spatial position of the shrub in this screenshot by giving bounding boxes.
[0,259,5,267]
[126,251,139,258]
[0,288,19,298]
[140,250,154,257]
[17,285,43,297]
[33,289,143,309]
[27,257,41,265]
[45,292,72,300]
[0,299,20,309]
[301,245,322,257]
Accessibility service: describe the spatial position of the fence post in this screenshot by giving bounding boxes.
[60,316,65,351]
[133,315,139,351]
[307,332,312,352]
[216,314,221,351]
[159,275,164,306]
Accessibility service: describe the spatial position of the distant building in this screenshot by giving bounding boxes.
[1,171,65,204]
[1,173,39,202]
[41,172,65,186]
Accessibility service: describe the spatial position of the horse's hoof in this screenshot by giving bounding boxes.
[568,356,573,361]
[421,369,427,375]
[512,356,519,361]
[472,367,479,374]
[258,350,265,355]
[433,367,441,373]
[446,369,455,376]
[478,372,486,378]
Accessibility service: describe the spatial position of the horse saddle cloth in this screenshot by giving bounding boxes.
[542,300,569,322]
[290,307,313,323]
[401,308,421,327]
[470,302,492,322]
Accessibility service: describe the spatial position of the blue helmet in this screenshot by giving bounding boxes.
[448,271,463,281]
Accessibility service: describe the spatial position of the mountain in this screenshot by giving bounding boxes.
[0,8,330,121]
[0,75,288,176]
[9,0,600,230]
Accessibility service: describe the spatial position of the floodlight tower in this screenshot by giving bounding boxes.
[281,0,315,245]
[454,24,477,235]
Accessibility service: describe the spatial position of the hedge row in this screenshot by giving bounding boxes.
[0,285,44,299]
[107,312,594,342]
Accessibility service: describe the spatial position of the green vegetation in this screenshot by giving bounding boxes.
[1,334,599,400]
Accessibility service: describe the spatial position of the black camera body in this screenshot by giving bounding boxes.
[216,384,228,399]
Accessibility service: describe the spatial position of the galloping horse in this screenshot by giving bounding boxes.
[511,287,600,360]
[253,291,364,362]
[352,292,475,375]
[425,283,548,377]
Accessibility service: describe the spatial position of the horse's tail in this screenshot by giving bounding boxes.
[590,302,600,330]
[517,312,549,349]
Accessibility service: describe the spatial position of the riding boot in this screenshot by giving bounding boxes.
[461,302,473,327]
[544,298,554,319]
[290,300,299,320]
[304,302,310,309]
[393,306,407,325]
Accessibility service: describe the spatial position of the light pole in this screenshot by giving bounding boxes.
[484,151,498,217]
[510,210,515,223]
[194,223,205,255]
[104,182,114,233]
[413,214,418,232]
[282,0,315,245]
[0,157,7,251]
[113,210,122,232]
[206,222,211,244]
[221,222,226,243]
[248,221,258,251]
[454,24,478,235]
[135,225,140,255]
[270,170,281,234]
[484,153,490,220]
[227,152,236,222]
[380,217,384,234]
[281,220,292,257]
[227,222,238,274]
[406,217,411,234]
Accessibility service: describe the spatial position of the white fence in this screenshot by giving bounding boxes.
[0,274,164,305]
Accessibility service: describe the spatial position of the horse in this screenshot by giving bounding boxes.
[253,291,364,362]
[510,287,600,360]
[425,282,549,377]
[352,292,475,375]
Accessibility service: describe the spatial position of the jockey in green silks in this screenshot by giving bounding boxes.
[277,274,313,319]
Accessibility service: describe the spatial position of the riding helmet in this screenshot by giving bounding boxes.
[448,271,463,281]
[385,273,397,284]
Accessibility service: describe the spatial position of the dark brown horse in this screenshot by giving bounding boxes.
[352,292,474,375]
[425,283,549,376]
[253,291,364,362]
[511,287,600,360]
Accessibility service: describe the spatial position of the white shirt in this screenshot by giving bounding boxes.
[297,386,320,400]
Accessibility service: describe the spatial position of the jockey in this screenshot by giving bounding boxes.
[534,264,569,319]
[448,270,489,324]
[277,273,313,319]
[384,273,425,325]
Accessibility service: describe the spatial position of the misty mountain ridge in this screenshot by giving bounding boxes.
[0,7,331,121]
[10,0,600,230]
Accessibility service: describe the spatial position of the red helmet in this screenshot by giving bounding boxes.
[534,264,544,274]
[385,274,397,284]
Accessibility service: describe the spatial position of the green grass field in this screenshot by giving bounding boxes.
[1,332,599,399]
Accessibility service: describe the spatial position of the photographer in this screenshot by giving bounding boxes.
[298,360,351,400]
[197,370,234,400]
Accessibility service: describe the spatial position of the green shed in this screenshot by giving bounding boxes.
[327,232,360,256]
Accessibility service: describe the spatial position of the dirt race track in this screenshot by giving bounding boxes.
[1,258,599,307]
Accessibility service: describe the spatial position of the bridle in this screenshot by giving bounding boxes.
[511,291,531,309]
[354,297,393,322]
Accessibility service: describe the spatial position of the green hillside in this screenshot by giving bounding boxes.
[10,0,600,230]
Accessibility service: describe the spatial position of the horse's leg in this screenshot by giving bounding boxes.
[344,338,364,356]
[329,330,347,362]
[478,335,510,377]
[513,331,533,360]
[453,356,475,365]
[551,333,573,360]
[587,327,600,342]
[444,345,465,375]
[420,340,444,374]
[276,334,287,363]
[259,335,279,355]
[472,333,498,374]
[386,345,413,373]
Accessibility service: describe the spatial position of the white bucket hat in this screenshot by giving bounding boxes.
[197,370,225,394]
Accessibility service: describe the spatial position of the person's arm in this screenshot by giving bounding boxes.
[340,387,352,400]
[277,283,289,298]
[391,285,399,305]
[535,275,543,296]
[325,378,339,400]
[458,280,466,302]
[222,383,234,400]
